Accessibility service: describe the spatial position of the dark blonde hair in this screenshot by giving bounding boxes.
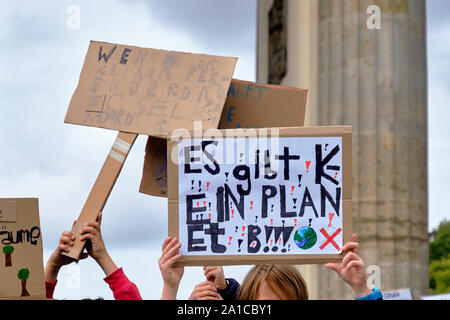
[237,264,308,300]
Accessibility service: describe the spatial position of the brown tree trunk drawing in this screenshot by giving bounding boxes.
[21,280,30,297]
[4,253,12,267]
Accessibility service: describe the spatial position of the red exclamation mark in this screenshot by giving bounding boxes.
[291,186,295,196]
[270,239,273,246]
[294,218,297,227]
[208,213,211,220]
[328,212,335,227]
[334,172,338,179]
[231,209,235,218]
[305,161,311,173]
[206,182,210,191]
[270,219,273,225]
[250,201,254,210]
[242,226,246,237]
[228,236,232,245]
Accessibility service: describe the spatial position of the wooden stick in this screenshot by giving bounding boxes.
[62,131,138,261]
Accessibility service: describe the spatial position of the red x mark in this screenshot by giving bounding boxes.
[319,228,342,251]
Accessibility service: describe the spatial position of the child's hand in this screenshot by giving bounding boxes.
[324,234,373,298]
[79,212,118,277]
[79,212,108,262]
[189,281,223,300]
[203,266,227,290]
[45,221,88,282]
[159,237,184,299]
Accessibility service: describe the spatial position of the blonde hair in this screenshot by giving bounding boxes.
[237,264,308,300]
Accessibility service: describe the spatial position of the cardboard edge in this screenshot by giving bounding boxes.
[231,78,309,93]
[167,138,179,238]
[174,256,343,267]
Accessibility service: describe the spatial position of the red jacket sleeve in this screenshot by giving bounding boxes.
[45,280,57,299]
[104,267,142,300]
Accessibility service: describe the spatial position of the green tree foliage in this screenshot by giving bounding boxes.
[429,219,450,261]
[3,245,14,254]
[429,254,450,294]
[429,220,450,294]
[17,268,30,281]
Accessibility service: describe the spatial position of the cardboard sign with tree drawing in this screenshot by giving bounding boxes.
[0,199,45,299]
[167,126,352,266]
[139,79,308,197]
[62,40,237,260]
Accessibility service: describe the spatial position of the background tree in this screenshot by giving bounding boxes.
[429,219,450,261]
[17,268,30,297]
[2,245,14,267]
[429,220,450,294]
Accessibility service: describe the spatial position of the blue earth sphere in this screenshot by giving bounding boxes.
[294,226,317,250]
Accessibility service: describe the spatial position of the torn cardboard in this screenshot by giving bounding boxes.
[65,40,237,138]
[139,79,308,197]
[0,198,45,299]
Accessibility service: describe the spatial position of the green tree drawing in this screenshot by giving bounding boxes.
[17,268,30,297]
[3,245,14,267]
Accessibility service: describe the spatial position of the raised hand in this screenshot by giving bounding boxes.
[158,237,184,299]
[45,220,88,282]
[324,234,373,298]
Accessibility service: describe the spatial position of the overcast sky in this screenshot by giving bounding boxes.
[0,0,448,300]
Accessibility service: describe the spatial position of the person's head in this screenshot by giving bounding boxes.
[237,264,308,300]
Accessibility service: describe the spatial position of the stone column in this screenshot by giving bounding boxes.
[257,0,429,299]
[315,0,428,299]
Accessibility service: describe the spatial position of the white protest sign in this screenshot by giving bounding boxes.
[168,126,352,266]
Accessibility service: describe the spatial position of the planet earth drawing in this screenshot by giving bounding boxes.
[294,226,317,250]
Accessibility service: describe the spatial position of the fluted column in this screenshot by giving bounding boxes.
[314,0,428,299]
[257,0,428,299]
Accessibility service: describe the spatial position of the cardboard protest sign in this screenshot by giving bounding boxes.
[140,136,169,195]
[167,126,352,266]
[65,40,237,138]
[63,40,236,260]
[139,79,308,197]
[0,198,45,299]
[218,79,307,129]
